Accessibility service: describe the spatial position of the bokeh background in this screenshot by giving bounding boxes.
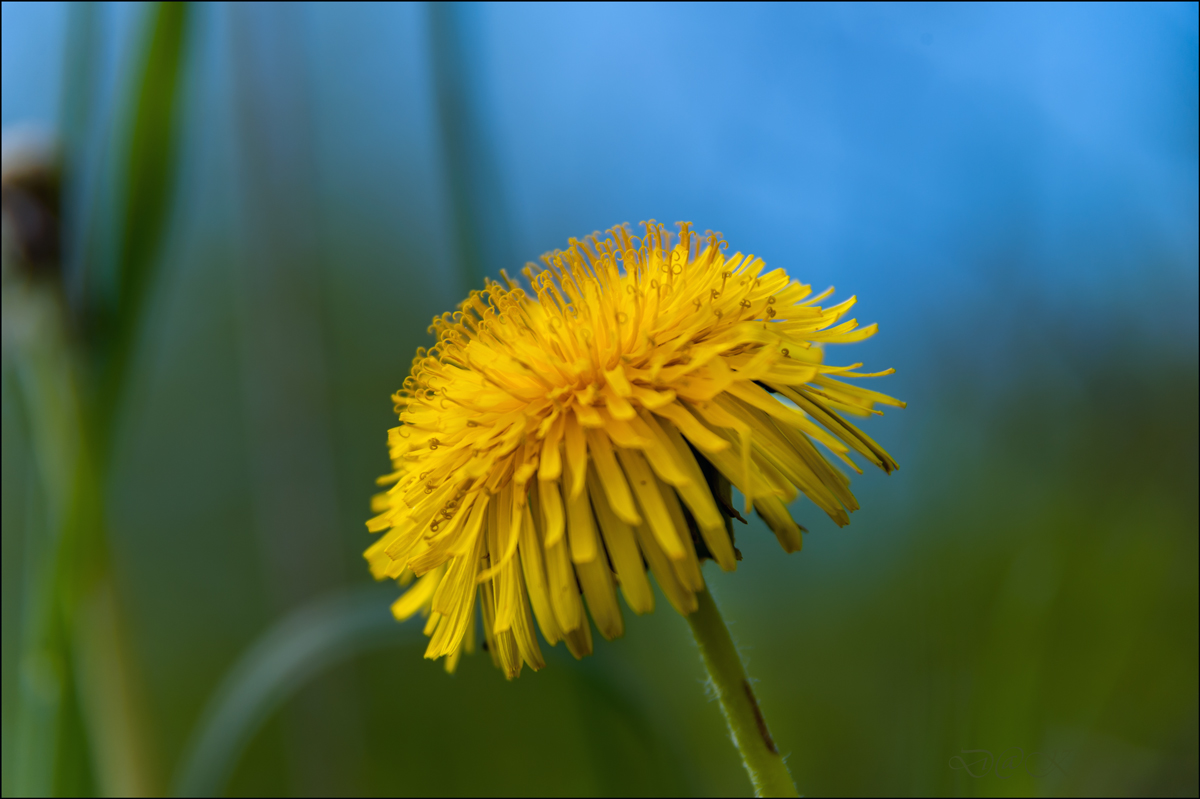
[2,2,1196,796]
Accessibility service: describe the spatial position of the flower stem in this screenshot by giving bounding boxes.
[687,588,799,797]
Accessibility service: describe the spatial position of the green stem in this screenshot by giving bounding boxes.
[687,589,799,798]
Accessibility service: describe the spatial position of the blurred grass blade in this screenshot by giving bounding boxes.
[91,0,189,439]
[61,2,102,165]
[12,650,63,795]
[72,578,158,796]
[3,273,89,796]
[172,586,415,798]
[78,3,189,788]
[5,4,194,796]
[114,0,188,322]
[59,0,101,311]
[428,1,512,291]
[223,3,364,790]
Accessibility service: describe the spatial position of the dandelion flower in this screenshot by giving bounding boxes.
[366,222,903,678]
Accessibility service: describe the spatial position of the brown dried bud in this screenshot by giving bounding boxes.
[1,128,62,280]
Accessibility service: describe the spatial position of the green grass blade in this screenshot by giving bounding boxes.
[172,586,415,798]
[89,1,190,450]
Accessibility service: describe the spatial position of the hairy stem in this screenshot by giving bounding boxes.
[687,588,798,797]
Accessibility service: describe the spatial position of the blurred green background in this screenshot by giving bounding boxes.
[2,2,1196,796]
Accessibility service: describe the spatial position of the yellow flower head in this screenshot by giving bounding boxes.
[366,222,903,677]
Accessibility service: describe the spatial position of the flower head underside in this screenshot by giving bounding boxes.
[366,222,903,677]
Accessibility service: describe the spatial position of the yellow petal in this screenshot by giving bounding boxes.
[586,429,642,525]
[588,466,654,614]
[614,447,686,560]
[390,565,444,621]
